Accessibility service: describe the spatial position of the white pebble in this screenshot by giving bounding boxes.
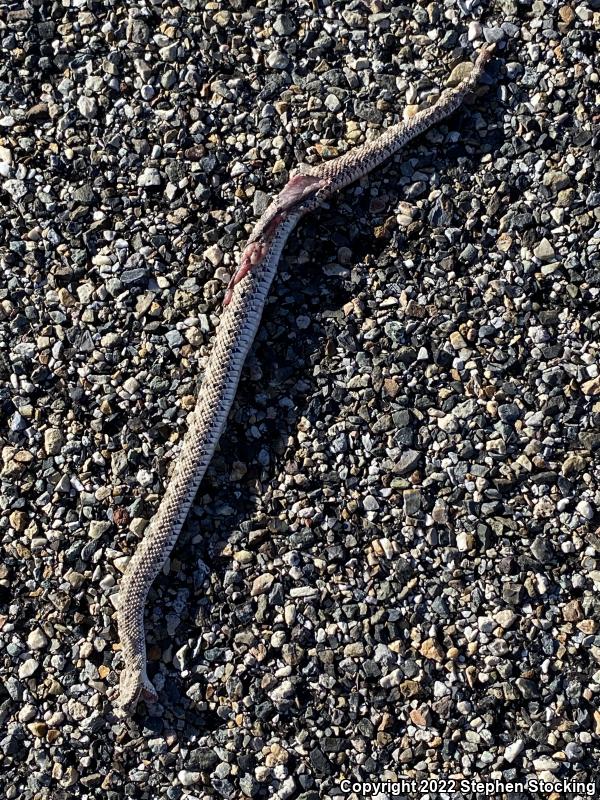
[504,739,524,763]
[77,95,98,119]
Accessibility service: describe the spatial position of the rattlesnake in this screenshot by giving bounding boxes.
[115,45,495,715]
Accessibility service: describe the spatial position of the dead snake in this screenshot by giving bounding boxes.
[115,45,495,715]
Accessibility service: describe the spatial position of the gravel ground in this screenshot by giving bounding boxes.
[1,0,599,798]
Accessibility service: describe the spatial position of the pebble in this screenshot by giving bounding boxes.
[26,629,48,650]
[564,742,584,761]
[581,376,600,396]
[543,170,570,191]
[204,244,224,266]
[27,722,48,738]
[447,62,477,86]
[561,454,586,477]
[3,179,27,199]
[251,573,275,596]
[43,428,63,455]
[449,330,467,349]
[456,532,474,552]
[533,237,555,260]
[325,94,342,113]
[18,659,39,679]
[483,26,505,43]
[273,14,296,36]
[137,167,161,187]
[77,96,97,119]
[178,770,201,787]
[468,21,482,41]
[503,740,524,763]
[532,756,558,772]
[396,449,421,474]
[363,495,380,512]
[575,500,594,520]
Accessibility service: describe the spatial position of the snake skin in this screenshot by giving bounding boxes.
[115,45,494,715]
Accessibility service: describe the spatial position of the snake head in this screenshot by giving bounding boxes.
[115,663,158,718]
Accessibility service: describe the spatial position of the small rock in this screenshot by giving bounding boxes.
[27,629,48,650]
[468,21,482,40]
[532,756,558,772]
[395,449,421,475]
[77,96,98,119]
[531,535,554,562]
[128,18,149,43]
[383,378,400,398]
[447,62,476,86]
[533,238,555,260]
[380,669,402,689]
[213,10,231,26]
[44,428,63,455]
[266,51,289,70]
[561,454,586,477]
[363,495,380,512]
[420,638,444,662]
[495,610,517,629]
[270,679,294,705]
[18,658,39,679]
[73,184,95,204]
[178,770,201,787]
[138,168,161,187]
[399,680,421,698]
[251,573,275,597]
[343,642,364,658]
[449,330,467,350]
[543,170,570,191]
[456,532,474,552]
[240,773,259,797]
[9,510,28,532]
[159,44,178,62]
[27,721,48,738]
[498,402,520,422]
[557,188,575,207]
[581,376,600,396]
[325,94,342,113]
[563,599,582,622]
[273,13,296,35]
[483,26,505,43]
[565,742,584,761]
[409,708,429,728]
[203,244,224,266]
[575,500,594,520]
[403,488,421,516]
[504,739,524,763]
[165,330,183,348]
[3,179,27,199]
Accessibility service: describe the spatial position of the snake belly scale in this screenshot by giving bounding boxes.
[115,45,494,715]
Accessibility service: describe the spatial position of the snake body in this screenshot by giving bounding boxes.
[116,46,494,714]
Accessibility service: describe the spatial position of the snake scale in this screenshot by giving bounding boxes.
[115,45,494,715]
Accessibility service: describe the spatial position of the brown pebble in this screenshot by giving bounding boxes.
[420,638,444,662]
[383,377,400,398]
